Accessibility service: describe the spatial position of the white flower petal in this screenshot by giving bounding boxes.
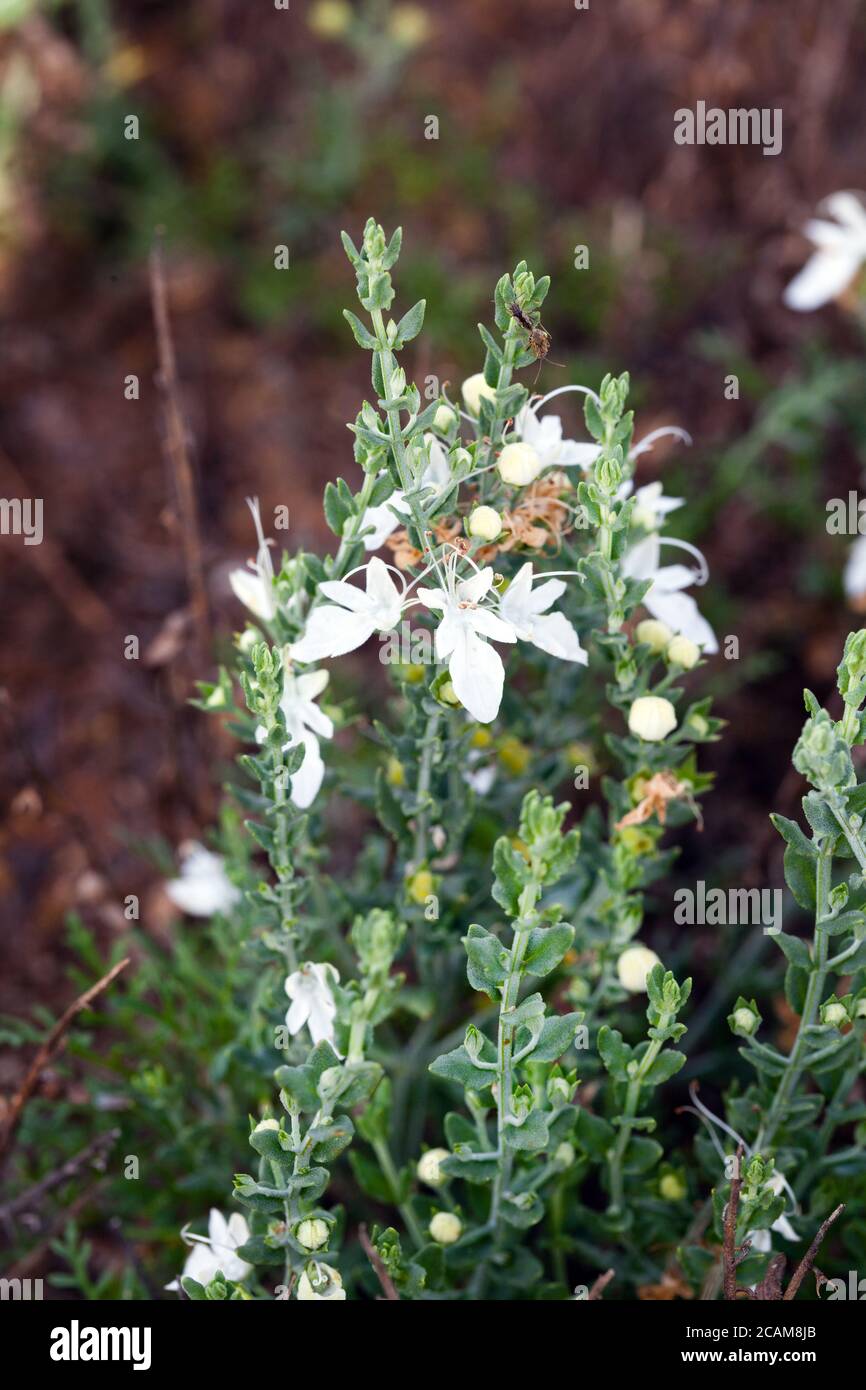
[784,246,863,311]
[449,628,505,724]
[526,611,588,663]
[289,729,325,809]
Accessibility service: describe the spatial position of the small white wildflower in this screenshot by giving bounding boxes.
[499,561,587,664]
[165,843,241,918]
[229,498,277,623]
[784,191,866,312]
[285,962,340,1048]
[297,1261,346,1301]
[165,1209,251,1292]
[290,556,406,662]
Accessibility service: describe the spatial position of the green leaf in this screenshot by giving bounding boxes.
[342,309,378,350]
[523,923,574,978]
[491,837,529,916]
[773,932,812,970]
[597,1026,632,1081]
[643,1050,686,1086]
[429,1044,495,1091]
[504,1107,550,1152]
[530,1012,581,1062]
[782,843,817,911]
[394,299,425,344]
[622,1136,663,1174]
[463,924,507,998]
[574,1106,615,1160]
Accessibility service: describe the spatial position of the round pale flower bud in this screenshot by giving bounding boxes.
[388,4,431,47]
[660,1172,687,1201]
[497,442,543,487]
[666,635,700,669]
[433,403,457,433]
[821,1000,849,1028]
[554,1142,576,1169]
[635,619,673,653]
[429,1211,462,1245]
[627,695,677,742]
[731,1006,759,1037]
[253,1117,280,1132]
[439,680,460,705]
[617,944,661,993]
[297,1262,346,1301]
[461,372,497,416]
[467,506,502,541]
[416,1147,450,1187]
[296,1218,329,1251]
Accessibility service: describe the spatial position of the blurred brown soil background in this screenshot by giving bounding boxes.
[1,0,866,1024]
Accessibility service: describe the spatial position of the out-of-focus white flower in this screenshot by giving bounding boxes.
[627,696,677,742]
[165,1209,251,1291]
[617,944,661,993]
[462,372,497,416]
[256,668,333,809]
[784,191,866,311]
[499,561,587,664]
[623,532,717,654]
[513,399,602,471]
[290,557,406,661]
[297,1262,347,1300]
[360,435,451,550]
[623,480,685,530]
[229,497,277,622]
[417,556,517,723]
[285,962,340,1047]
[165,843,241,918]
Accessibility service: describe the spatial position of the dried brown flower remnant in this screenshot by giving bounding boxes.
[616,770,702,831]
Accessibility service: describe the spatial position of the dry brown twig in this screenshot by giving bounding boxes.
[0,957,130,1175]
[586,1267,615,1301]
[148,231,210,649]
[358,1223,399,1300]
[0,1127,119,1228]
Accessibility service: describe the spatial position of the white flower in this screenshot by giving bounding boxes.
[165,843,241,917]
[513,399,602,471]
[622,480,684,530]
[749,1172,799,1253]
[297,1261,346,1301]
[290,556,405,662]
[417,554,517,723]
[285,961,340,1047]
[461,372,497,415]
[256,668,333,809]
[784,191,866,312]
[627,695,677,742]
[360,435,451,550]
[623,532,717,654]
[844,536,866,605]
[467,505,502,541]
[229,497,277,622]
[617,944,661,993]
[165,1209,252,1291]
[499,561,587,664]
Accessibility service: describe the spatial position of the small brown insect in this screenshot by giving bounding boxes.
[508,300,561,384]
[508,300,552,361]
